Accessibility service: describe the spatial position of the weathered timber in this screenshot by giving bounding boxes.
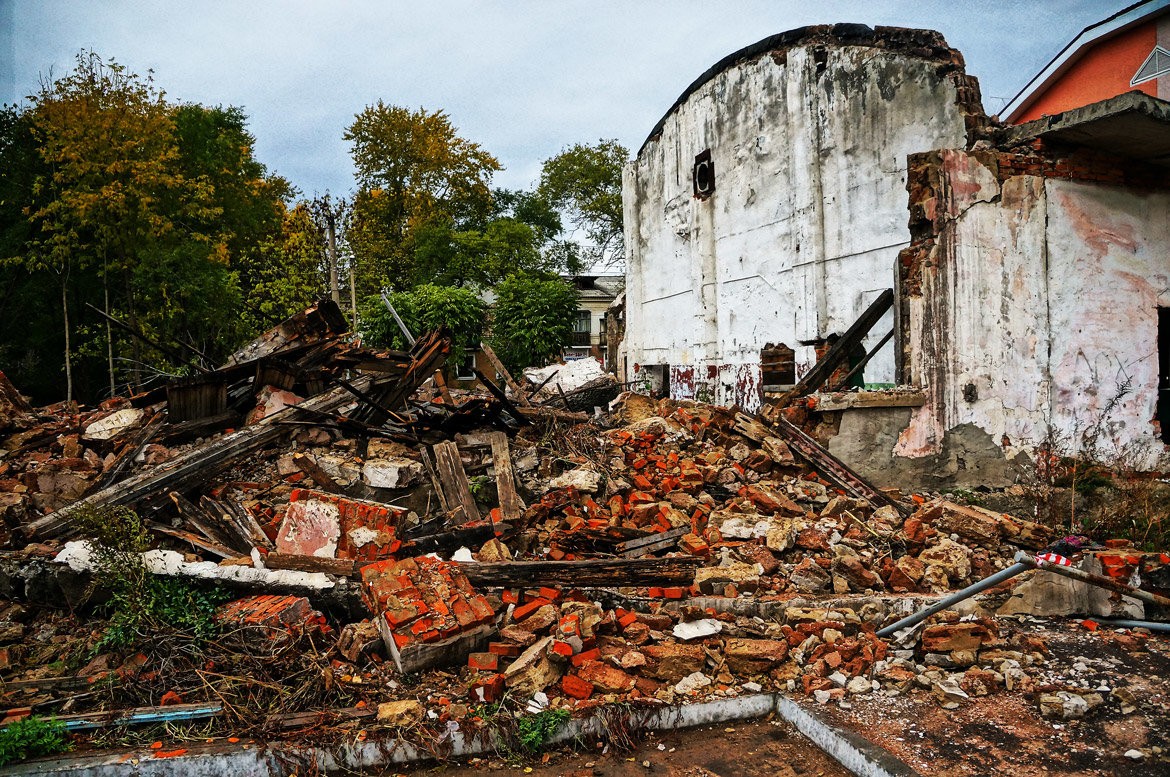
[432,440,480,523]
[292,453,345,494]
[264,552,357,576]
[616,526,689,558]
[351,328,451,425]
[478,342,531,407]
[24,381,367,540]
[418,446,452,515]
[380,618,496,674]
[168,492,240,552]
[776,288,893,405]
[472,368,530,426]
[515,406,590,424]
[829,328,894,392]
[57,702,222,731]
[459,557,702,587]
[485,431,524,522]
[147,522,237,560]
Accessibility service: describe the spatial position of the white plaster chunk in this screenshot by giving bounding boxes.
[672,618,723,641]
[549,467,601,493]
[362,457,423,489]
[83,408,144,441]
[55,541,333,589]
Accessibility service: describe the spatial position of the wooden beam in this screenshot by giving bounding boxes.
[458,557,701,588]
[478,342,531,406]
[264,552,357,576]
[485,431,524,522]
[432,441,480,523]
[292,453,345,494]
[779,288,894,405]
[147,522,237,560]
[615,526,689,558]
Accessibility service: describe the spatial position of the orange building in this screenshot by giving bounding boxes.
[1004,0,1170,123]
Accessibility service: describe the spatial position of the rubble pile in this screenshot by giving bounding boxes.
[0,301,1167,767]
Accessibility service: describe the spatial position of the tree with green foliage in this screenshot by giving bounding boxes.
[236,203,327,338]
[488,274,578,372]
[1,51,304,402]
[360,284,485,368]
[21,51,214,397]
[345,103,500,295]
[538,139,628,268]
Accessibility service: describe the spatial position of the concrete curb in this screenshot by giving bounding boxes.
[2,692,920,777]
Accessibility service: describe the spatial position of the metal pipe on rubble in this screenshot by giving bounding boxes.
[1091,618,1170,633]
[877,550,1170,639]
[876,561,1032,638]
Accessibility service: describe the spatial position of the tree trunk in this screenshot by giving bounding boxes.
[348,252,358,330]
[61,276,73,403]
[104,276,115,398]
[326,210,340,304]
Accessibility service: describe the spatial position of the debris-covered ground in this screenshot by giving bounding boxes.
[0,302,1167,775]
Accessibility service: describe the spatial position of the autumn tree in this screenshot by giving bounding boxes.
[538,139,628,268]
[344,103,501,294]
[236,203,325,337]
[20,51,215,397]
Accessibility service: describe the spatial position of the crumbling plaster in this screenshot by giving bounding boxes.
[900,149,1170,479]
[622,31,972,411]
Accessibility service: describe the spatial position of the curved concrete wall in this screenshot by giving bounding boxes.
[622,28,980,411]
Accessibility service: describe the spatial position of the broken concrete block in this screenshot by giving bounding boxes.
[548,467,601,493]
[694,561,760,594]
[376,699,424,727]
[641,643,706,682]
[672,618,722,641]
[724,638,789,675]
[673,671,712,695]
[503,636,561,696]
[788,558,831,593]
[362,457,423,489]
[83,408,144,441]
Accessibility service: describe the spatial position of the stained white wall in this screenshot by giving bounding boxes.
[901,150,1170,470]
[623,41,970,410]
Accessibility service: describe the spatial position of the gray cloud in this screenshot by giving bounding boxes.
[10,0,1111,197]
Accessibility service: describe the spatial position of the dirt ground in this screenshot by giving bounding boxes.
[822,619,1170,776]
[400,718,852,777]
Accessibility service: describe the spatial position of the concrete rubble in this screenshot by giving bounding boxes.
[0,300,1167,774]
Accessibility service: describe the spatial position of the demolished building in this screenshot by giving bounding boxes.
[620,21,1170,488]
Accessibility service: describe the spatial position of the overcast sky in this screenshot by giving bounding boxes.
[3,1,1114,199]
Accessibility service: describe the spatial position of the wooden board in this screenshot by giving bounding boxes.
[264,552,357,576]
[458,557,701,588]
[432,440,480,523]
[485,431,525,522]
[478,342,531,406]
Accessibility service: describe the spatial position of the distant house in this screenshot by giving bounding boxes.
[1003,0,1170,123]
[564,275,623,364]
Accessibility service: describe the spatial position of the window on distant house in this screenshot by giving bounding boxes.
[455,350,476,380]
[1132,45,1170,86]
[571,310,591,347]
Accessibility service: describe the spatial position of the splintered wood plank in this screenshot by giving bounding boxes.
[458,557,701,587]
[432,440,480,523]
[292,453,345,494]
[264,552,357,576]
[147,522,237,560]
[484,431,524,522]
[616,526,689,558]
[478,342,531,406]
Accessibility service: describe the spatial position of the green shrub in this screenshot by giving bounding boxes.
[0,716,70,766]
[75,506,227,652]
[516,708,570,753]
[488,273,577,372]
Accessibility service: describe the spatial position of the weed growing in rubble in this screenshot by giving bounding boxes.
[516,708,571,753]
[74,506,228,652]
[0,716,70,766]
